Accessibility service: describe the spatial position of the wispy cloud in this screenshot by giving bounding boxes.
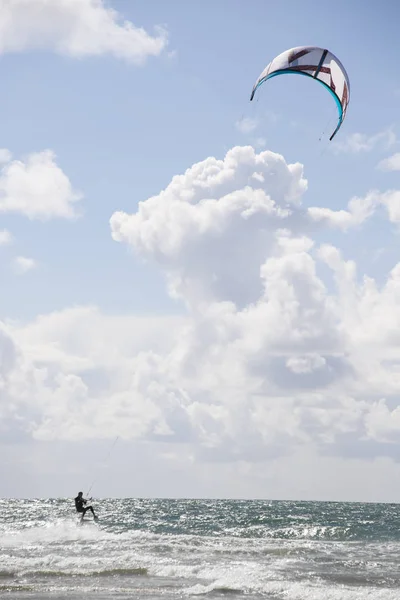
[254,137,267,149]
[0,229,13,246]
[235,117,259,134]
[13,256,38,274]
[377,152,400,172]
[332,128,397,154]
[0,149,12,164]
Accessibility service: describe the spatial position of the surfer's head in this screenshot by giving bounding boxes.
[78,492,83,497]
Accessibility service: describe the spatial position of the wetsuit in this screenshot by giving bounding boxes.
[74,494,96,519]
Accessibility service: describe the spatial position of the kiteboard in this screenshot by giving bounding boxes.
[78,516,99,526]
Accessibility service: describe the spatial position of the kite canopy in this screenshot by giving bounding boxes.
[250,46,350,140]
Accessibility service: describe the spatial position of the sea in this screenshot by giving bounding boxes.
[0,498,399,599]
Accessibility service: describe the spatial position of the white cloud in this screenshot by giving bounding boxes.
[377,190,400,224]
[0,149,12,164]
[0,149,82,220]
[111,146,307,307]
[378,152,400,171]
[332,128,397,154]
[0,0,168,64]
[286,354,326,374]
[1,307,185,443]
[308,191,380,230]
[0,229,13,245]
[108,146,400,467]
[13,256,37,273]
[3,145,400,499]
[308,189,400,230]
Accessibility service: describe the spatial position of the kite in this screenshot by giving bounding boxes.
[250,46,350,140]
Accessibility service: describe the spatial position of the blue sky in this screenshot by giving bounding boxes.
[2,0,400,500]
[1,0,399,320]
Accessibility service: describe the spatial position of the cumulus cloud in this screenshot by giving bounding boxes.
[0,0,168,64]
[3,145,400,480]
[111,146,307,308]
[332,128,397,154]
[1,307,185,443]
[109,145,400,463]
[0,150,82,220]
[378,152,400,171]
[13,256,37,273]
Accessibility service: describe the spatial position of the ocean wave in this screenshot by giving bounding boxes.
[17,567,148,578]
[1,499,400,599]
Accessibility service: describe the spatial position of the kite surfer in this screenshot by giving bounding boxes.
[74,492,98,521]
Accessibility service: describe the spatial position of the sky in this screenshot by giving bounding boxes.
[1,0,400,502]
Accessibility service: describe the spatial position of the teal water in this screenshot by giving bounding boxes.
[0,498,399,598]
